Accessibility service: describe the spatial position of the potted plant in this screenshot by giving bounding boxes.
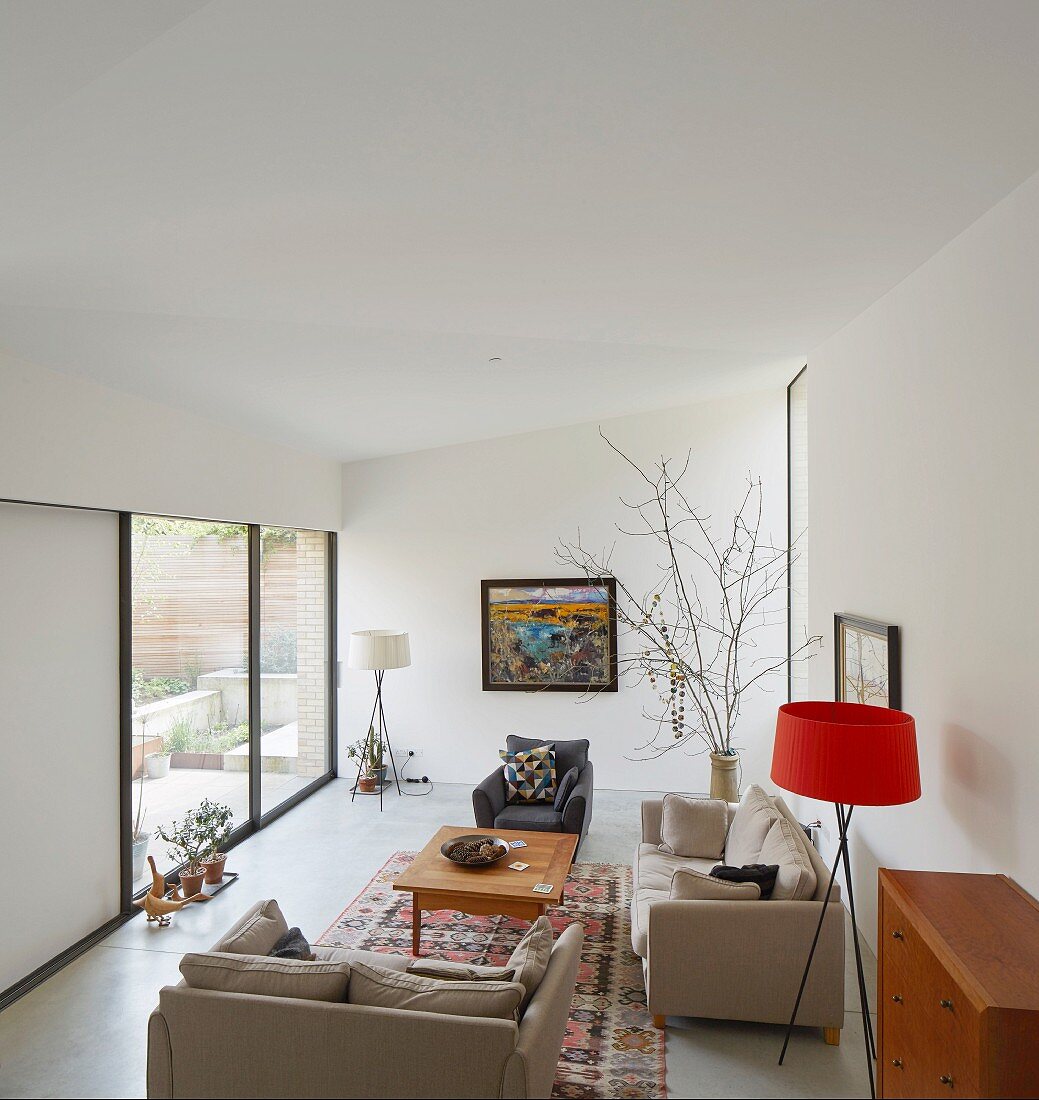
[155,807,209,897]
[198,799,234,884]
[145,749,171,779]
[349,730,386,793]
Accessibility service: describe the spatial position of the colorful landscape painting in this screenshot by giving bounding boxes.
[481,579,617,692]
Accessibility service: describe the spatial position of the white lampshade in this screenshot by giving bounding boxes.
[348,629,411,671]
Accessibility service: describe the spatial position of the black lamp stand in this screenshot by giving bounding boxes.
[350,669,402,812]
[779,803,876,1100]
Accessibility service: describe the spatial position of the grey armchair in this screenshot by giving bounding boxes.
[473,736,593,854]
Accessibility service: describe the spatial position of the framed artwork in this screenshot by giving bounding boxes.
[481,578,618,692]
[834,613,901,710]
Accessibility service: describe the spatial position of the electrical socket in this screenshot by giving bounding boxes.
[405,748,424,759]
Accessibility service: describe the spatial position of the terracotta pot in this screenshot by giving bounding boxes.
[202,854,226,884]
[358,776,377,793]
[709,751,740,802]
[179,868,206,898]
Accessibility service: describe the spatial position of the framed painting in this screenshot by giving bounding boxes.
[481,578,618,692]
[834,613,901,710]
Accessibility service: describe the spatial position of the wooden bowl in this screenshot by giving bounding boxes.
[440,834,511,867]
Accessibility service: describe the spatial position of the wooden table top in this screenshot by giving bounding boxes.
[392,825,579,906]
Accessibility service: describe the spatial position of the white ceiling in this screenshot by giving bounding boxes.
[2,1,1039,461]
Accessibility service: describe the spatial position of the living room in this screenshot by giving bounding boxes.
[2,3,1038,1099]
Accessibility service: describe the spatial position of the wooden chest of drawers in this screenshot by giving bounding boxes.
[879,870,1039,1098]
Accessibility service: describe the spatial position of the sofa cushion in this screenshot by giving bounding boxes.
[634,843,717,892]
[495,803,563,831]
[724,785,780,867]
[405,960,517,983]
[759,816,818,901]
[312,945,411,971]
[508,735,589,778]
[630,887,668,958]
[180,951,350,1002]
[500,745,557,804]
[658,794,728,858]
[348,962,523,1019]
[553,766,580,811]
[670,867,761,901]
[507,915,554,1010]
[213,898,288,956]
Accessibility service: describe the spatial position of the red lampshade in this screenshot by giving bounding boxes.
[771,701,920,807]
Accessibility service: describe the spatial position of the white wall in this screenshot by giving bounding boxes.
[0,353,342,530]
[0,503,120,991]
[800,168,1039,950]
[339,389,788,793]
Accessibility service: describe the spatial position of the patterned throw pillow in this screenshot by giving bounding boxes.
[500,744,557,804]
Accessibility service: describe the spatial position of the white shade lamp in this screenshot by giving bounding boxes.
[347,629,410,810]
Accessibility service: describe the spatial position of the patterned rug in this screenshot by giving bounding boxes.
[318,851,666,1099]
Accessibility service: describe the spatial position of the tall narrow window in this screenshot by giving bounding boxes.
[788,368,810,701]
[259,528,330,815]
[129,517,250,883]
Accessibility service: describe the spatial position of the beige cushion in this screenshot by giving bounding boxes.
[759,816,818,901]
[724,785,780,866]
[658,794,728,858]
[670,867,761,901]
[406,960,516,983]
[348,962,523,1019]
[507,915,554,1010]
[179,951,351,1002]
[213,898,288,956]
[311,945,410,971]
[634,844,717,892]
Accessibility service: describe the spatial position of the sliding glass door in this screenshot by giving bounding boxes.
[126,516,333,892]
[259,527,330,815]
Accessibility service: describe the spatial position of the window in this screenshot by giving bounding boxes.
[788,367,810,701]
[127,516,333,891]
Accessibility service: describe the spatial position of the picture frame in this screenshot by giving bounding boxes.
[834,613,901,710]
[481,577,618,692]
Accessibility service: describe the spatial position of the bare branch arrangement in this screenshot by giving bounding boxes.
[556,432,820,762]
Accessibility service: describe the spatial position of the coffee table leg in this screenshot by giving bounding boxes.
[412,897,422,956]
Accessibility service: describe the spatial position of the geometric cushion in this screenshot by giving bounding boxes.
[657,794,728,859]
[758,816,818,901]
[179,951,351,1002]
[500,744,557,804]
[669,866,762,901]
[507,735,588,778]
[724,785,780,867]
[347,962,524,1019]
[213,898,288,956]
[506,915,554,1011]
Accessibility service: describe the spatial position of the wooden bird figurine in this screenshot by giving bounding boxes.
[134,856,211,926]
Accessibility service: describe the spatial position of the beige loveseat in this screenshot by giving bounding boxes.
[147,900,583,1099]
[632,787,845,1041]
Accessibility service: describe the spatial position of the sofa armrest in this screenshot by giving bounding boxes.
[644,897,845,1026]
[473,767,506,828]
[561,761,593,837]
[641,799,663,845]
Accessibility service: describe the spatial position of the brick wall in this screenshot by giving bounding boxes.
[295,530,328,777]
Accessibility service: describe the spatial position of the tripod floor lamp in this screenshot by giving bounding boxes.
[348,629,410,812]
[771,701,920,1100]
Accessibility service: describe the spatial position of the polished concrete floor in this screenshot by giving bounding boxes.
[0,780,877,1098]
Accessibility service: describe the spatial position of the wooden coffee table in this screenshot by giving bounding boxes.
[392,825,579,956]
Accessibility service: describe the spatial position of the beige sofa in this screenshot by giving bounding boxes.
[632,789,845,1040]
[147,901,583,1099]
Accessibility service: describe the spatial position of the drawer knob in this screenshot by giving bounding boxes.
[940,998,953,1010]
[891,993,903,1003]
[891,1058,904,1069]
[940,1075,954,1087]
[891,929,904,939]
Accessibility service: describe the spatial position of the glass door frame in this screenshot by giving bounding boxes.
[120,516,337,910]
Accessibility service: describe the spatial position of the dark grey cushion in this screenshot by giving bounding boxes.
[495,804,564,831]
[507,735,589,778]
[553,766,579,811]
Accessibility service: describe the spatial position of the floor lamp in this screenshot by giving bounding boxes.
[771,701,920,1100]
[347,629,410,812]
